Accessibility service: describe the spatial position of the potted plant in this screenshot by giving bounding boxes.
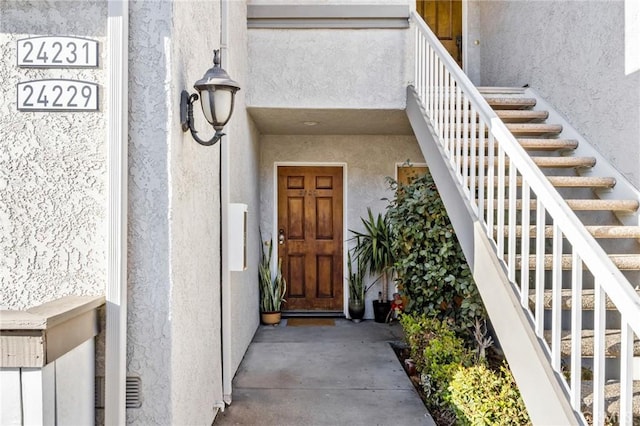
[259,234,286,325]
[350,208,395,323]
[347,251,368,322]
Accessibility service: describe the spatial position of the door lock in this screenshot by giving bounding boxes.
[278,229,285,245]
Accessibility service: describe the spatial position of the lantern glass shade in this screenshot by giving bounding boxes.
[199,87,235,131]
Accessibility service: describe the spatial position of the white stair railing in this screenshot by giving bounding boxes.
[411,11,639,424]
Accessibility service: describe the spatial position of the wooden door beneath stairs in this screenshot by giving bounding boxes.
[277,166,344,312]
[417,0,463,67]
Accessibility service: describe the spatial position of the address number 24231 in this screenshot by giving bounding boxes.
[17,80,99,112]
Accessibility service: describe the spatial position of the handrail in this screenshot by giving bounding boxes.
[411,11,639,424]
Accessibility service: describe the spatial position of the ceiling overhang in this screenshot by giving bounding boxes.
[247,107,414,136]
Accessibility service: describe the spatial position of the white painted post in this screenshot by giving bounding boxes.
[0,369,22,425]
[21,364,55,426]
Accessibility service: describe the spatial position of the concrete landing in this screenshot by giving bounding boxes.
[214,319,435,426]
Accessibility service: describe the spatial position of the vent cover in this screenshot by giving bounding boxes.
[95,376,142,409]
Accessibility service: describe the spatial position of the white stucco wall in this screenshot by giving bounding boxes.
[225,0,262,382]
[0,1,107,309]
[126,1,230,424]
[248,28,410,110]
[259,135,424,318]
[476,0,640,189]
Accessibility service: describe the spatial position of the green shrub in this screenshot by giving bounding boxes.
[449,363,531,425]
[386,170,485,336]
[400,314,472,407]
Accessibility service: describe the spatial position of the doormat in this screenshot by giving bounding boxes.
[286,318,335,327]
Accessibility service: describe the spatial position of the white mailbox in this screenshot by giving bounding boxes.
[228,203,248,271]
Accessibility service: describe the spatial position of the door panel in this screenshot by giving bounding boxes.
[417,0,462,66]
[277,166,344,311]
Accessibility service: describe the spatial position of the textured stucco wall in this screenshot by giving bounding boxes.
[126,1,172,423]
[0,1,107,309]
[127,0,228,424]
[260,135,424,318]
[226,0,262,377]
[248,28,410,109]
[477,0,640,188]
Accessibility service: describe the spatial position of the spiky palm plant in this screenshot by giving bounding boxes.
[349,208,395,302]
[259,234,286,312]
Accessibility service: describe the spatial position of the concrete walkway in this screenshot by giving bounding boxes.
[214,318,435,426]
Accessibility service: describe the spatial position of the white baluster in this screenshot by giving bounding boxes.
[551,223,563,371]
[508,166,517,281]
[619,320,633,426]
[570,251,583,409]
[520,180,530,308]
[592,279,606,425]
[535,200,546,337]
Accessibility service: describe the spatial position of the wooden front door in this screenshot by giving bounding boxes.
[417,0,463,66]
[277,166,344,312]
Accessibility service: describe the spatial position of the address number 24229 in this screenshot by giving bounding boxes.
[17,80,99,112]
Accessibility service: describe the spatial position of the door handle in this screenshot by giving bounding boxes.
[278,229,285,245]
[455,35,462,62]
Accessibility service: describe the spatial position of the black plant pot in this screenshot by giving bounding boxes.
[348,300,366,323]
[372,300,391,323]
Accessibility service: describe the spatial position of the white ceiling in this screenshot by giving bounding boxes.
[247,107,414,136]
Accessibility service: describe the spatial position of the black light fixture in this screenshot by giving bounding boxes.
[180,50,241,146]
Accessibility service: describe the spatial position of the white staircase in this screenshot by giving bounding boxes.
[406,12,640,425]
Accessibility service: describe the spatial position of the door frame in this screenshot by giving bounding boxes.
[273,162,349,316]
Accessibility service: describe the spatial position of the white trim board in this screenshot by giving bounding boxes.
[248,5,409,29]
[106,1,128,424]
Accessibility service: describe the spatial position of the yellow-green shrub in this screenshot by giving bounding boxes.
[449,363,531,425]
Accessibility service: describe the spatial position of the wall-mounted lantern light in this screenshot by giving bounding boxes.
[180,50,241,146]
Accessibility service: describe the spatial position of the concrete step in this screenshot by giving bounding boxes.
[543,329,640,358]
[499,225,640,239]
[486,199,640,212]
[581,380,640,420]
[529,288,640,311]
[485,97,537,110]
[515,254,640,270]
[496,110,549,123]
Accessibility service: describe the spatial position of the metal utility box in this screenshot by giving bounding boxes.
[228,203,248,271]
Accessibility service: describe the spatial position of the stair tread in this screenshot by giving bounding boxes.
[516,254,640,270]
[479,156,596,168]
[506,123,563,135]
[476,176,616,188]
[581,380,640,418]
[517,138,578,150]
[478,86,527,94]
[485,97,537,109]
[502,225,640,239]
[543,329,640,358]
[486,199,640,212]
[529,288,640,310]
[546,176,615,188]
[497,110,549,123]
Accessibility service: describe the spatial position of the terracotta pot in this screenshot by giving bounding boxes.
[261,311,281,325]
